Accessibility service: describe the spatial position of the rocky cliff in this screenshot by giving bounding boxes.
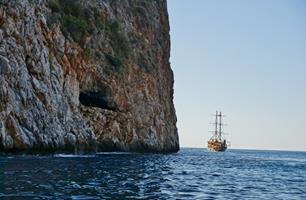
[0,0,179,153]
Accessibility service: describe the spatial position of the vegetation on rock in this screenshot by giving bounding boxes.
[105,53,123,71]
[47,0,130,74]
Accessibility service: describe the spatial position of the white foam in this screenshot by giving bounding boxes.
[96,152,134,155]
[54,154,96,158]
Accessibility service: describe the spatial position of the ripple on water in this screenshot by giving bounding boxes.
[0,149,305,199]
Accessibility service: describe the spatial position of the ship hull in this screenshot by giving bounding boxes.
[207,140,227,152]
[207,146,227,152]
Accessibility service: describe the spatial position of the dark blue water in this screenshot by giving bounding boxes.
[0,148,305,199]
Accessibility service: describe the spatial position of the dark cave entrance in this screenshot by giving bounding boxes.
[79,91,116,111]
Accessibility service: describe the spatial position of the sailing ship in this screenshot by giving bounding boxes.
[207,111,229,152]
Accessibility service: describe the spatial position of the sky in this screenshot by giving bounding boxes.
[167,0,306,151]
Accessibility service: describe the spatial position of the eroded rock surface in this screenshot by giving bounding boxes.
[0,0,179,152]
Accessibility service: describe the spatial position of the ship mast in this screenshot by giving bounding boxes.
[218,112,222,141]
[215,110,218,138]
[212,111,225,141]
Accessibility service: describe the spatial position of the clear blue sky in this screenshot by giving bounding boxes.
[168,0,306,151]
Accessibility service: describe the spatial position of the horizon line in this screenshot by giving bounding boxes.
[180,146,306,153]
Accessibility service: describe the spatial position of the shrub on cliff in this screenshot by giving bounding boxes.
[62,15,88,42]
[108,21,130,59]
[47,0,130,68]
[105,54,123,70]
[48,0,60,13]
[48,0,90,44]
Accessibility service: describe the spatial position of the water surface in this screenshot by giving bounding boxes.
[0,148,305,199]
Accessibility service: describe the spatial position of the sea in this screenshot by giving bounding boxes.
[0,148,305,199]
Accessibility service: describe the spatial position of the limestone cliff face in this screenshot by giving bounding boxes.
[0,0,179,152]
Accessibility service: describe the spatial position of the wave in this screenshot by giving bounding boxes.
[53,154,96,158]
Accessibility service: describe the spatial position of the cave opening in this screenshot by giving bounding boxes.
[79,92,116,111]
